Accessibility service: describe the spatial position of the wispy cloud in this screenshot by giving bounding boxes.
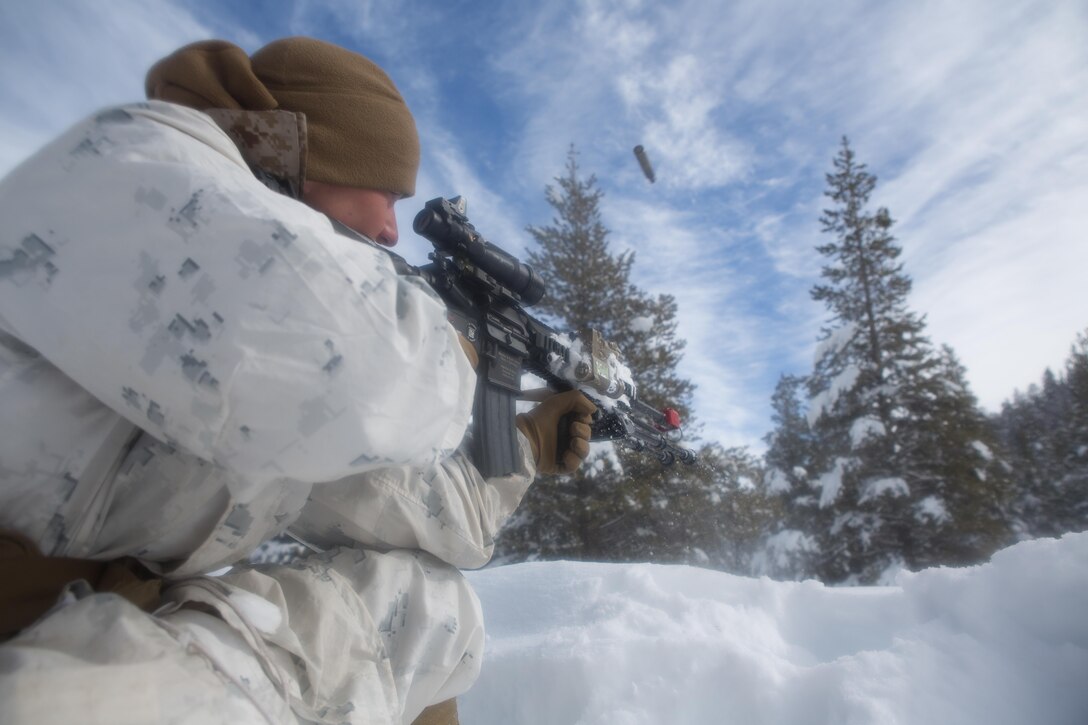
[858,0,1088,407]
[0,1,210,175]
[469,0,1088,442]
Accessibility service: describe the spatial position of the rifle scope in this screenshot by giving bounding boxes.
[414,198,546,307]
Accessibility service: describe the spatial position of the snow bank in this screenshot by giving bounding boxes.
[462,533,1088,724]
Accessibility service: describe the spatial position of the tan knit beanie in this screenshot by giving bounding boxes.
[146,37,419,196]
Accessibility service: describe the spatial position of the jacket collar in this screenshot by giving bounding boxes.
[204,108,308,199]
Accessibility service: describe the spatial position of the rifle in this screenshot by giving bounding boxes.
[336,196,697,478]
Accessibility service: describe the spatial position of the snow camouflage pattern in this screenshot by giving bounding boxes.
[0,547,485,724]
[0,100,475,563]
[0,101,535,723]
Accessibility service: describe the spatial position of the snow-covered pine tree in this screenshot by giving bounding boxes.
[996,330,1088,537]
[493,147,745,566]
[755,374,820,578]
[1066,332,1088,529]
[996,383,1050,537]
[522,148,693,417]
[901,345,1013,567]
[771,138,1012,583]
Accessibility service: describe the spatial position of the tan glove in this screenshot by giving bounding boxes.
[516,390,597,475]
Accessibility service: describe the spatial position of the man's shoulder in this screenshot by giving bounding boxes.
[91,101,237,155]
[38,101,248,185]
[90,103,305,197]
[82,101,217,134]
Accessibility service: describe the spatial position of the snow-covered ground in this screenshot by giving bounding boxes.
[461,532,1088,724]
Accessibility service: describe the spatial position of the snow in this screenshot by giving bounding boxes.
[765,467,791,493]
[750,529,817,576]
[858,476,910,504]
[546,332,637,409]
[816,457,850,508]
[915,495,951,524]
[807,364,860,426]
[850,416,886,447]
[805,324,862,425]
[583,441,624,477]
[971,440,994,461]
[462,533,1088,725]
[813,323,858,365]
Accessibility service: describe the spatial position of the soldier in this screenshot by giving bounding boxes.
[0,37,594,724]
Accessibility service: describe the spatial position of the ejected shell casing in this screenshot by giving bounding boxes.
[633,145,656,183]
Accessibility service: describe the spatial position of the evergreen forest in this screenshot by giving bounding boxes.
[493,141,1088,584]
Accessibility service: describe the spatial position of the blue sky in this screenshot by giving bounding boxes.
[1,0,1085,451]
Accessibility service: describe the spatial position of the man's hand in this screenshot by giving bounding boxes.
[516,390,597,475]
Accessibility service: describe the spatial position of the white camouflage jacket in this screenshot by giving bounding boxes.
[0,101,534,576]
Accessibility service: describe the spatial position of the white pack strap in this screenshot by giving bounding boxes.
[52,418,140,558]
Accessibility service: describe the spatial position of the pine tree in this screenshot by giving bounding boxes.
[522,147,694,418]
[647,444,778,571]
[756,374,820,578]
[763,138,1013,583]
[1064,332,1088,530]
[902,345,1012,566]
[493,147,737,566]
[763,374,815,499]
[996,330,1088,537]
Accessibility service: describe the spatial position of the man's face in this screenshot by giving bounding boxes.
[302,180,401,247]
